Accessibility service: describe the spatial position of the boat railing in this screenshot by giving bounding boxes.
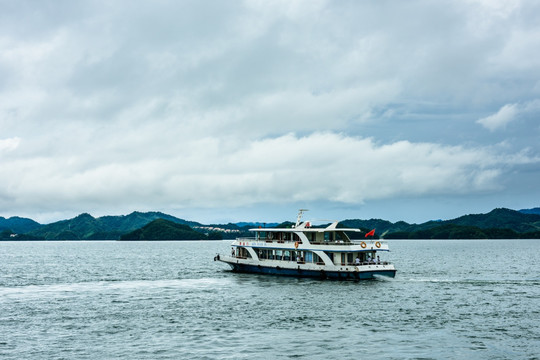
[238,238,356,245]
[237,237,300,244]
[349,261,391,266]
[350,240,387,246]
[308,241,357,245]
[221,253,392,267]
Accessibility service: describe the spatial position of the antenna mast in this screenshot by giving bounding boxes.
[295,209,309,227]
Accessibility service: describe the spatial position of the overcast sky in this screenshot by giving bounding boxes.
[1,0,539,225]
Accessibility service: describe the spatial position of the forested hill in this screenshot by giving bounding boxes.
[0,216,41,234]
[24,212,202,240]
[119,219,222,240]
[341,208,540,239]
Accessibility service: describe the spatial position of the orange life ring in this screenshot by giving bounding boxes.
[294,241,299,249]
[360,241,366,248]
[375,241,381,248]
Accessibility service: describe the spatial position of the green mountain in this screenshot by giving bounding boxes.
[339,208,540,239]
[119,219,219,240]
[28,212,202,240]
[28,213,108,240]
[98,211,201,232]
[0,216,42,234]
[443,208,540,232]
[384,208,540,239]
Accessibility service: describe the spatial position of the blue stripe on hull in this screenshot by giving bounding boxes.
[227,263,396,280]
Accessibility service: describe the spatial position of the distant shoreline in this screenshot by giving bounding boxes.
[2,207,540,240]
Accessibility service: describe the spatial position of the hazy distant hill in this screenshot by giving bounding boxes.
[520,207,540,216]
[0,216,42,234]
[120,219,220,240]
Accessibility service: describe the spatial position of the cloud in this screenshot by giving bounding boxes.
[0,137,20,152]
[477,99,540,131]
[477,104,518,131]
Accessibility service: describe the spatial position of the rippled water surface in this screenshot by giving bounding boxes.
[1,240,539,359]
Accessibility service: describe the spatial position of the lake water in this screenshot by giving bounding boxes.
[0,240,538,359]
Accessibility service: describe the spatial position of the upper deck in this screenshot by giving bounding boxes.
[250,220,360,244]
[235,219,389,251]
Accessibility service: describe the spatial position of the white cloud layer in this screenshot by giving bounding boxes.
[1,130,537,222]
[1,0,539,223]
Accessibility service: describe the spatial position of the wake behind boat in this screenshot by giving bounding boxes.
[215,210,397,280]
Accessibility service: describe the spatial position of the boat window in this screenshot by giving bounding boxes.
[335,231,349,242]
[324,232,333,242]
[284,250,290,261]
[259,249,269,259]
[305,251,313,263]
[236,247,249,259]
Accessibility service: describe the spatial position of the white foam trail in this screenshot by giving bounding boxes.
[406,278,460,283]
[0,277,231,300]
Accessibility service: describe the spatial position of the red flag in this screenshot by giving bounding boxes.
[365,229,375,237]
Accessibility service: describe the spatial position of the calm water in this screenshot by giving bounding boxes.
[0,240,539,359]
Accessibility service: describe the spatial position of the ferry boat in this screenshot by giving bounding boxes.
[215,210,396,280]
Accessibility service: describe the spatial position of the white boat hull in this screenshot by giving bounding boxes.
[216,255,396,280]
